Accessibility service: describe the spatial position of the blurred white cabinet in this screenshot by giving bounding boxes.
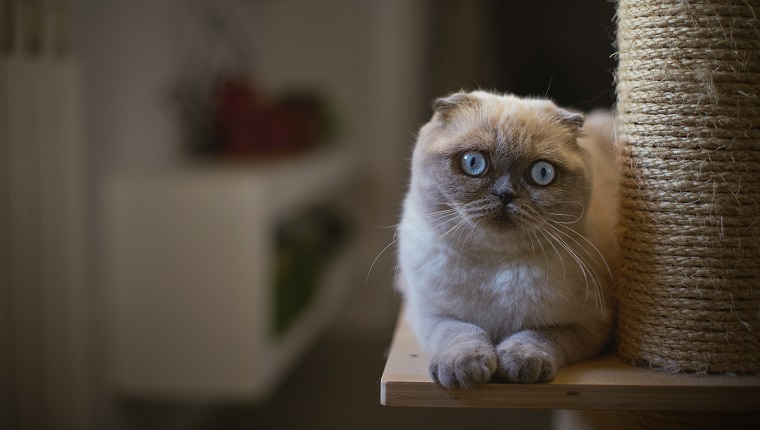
[102,148,358,400]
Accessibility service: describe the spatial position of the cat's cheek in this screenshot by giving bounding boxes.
[495,334,559,383]
[428,341,497,389]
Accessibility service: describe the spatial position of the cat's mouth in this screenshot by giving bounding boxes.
[462,200,527,232]
[485,205,519,230]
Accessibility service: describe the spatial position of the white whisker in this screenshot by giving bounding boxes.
[392,210,458,241]
[541,226,596,309]
[547,223,611,315]
[434,219,468,245]
[522,208,606,315]
[367,208,463,283]
[530,230,551,289]
[366,237,400,284]
[542,224,606,315]
[533,224,567,283]
[458,225,476,261]
[544,203,585,224]
[550,221,614,283]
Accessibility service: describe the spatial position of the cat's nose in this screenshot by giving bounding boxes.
[496,191,515,205]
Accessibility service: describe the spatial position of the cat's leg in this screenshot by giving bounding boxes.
[495,319,611,383]
[408,313,497,389]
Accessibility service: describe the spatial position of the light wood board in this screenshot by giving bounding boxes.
[381,316,760,410]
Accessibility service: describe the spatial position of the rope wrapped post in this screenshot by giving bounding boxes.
[616,0,760,377]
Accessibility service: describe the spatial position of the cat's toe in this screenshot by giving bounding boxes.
[429,342,497,389]
[496,338,557,383]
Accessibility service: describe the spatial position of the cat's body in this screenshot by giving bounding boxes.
[397,90,619,388]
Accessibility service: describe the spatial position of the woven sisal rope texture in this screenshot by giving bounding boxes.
[616,0,760,374]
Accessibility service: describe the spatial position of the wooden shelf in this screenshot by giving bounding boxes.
[380,315,760,411]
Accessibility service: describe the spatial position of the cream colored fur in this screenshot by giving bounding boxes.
[396,90,619,388]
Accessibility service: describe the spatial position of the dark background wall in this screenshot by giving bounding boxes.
[427,0,617,112]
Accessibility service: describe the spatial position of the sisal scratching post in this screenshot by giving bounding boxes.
[617,0,760,429]
[616,0,760,375]
[615,1,760,426]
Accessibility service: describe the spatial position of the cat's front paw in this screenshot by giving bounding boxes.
[496,334,558,383]
[429,341,497,389]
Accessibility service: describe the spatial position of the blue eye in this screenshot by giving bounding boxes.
[530,160,555,186]
[460,151,489,177]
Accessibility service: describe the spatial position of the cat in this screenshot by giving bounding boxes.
[396,90,619,388]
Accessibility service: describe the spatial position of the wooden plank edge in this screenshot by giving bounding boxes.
[381,311,760,410]
[381,378,760,410]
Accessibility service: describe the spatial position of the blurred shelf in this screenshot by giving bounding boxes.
[381,315,760,410]
[104,146,361,401]
[135,146,360,216]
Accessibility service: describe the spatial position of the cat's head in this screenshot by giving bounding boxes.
[411,90,591,235]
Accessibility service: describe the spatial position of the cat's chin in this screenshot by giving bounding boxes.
[477,208,539,235]
[482,209,520,232]
[489,215,515,230]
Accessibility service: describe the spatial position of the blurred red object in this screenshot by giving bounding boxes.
[213,78,325,158]
[214,78,264,156]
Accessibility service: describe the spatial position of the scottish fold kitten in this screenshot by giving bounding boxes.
[397,90,619,388]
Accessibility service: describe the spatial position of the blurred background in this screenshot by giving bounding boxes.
[1,0,615,429]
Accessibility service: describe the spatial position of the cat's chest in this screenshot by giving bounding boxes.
[422,250,546,304]
[416,249,578,332]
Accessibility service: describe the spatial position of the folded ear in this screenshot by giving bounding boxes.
[556,108,585,130]
[433,92,479,123]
